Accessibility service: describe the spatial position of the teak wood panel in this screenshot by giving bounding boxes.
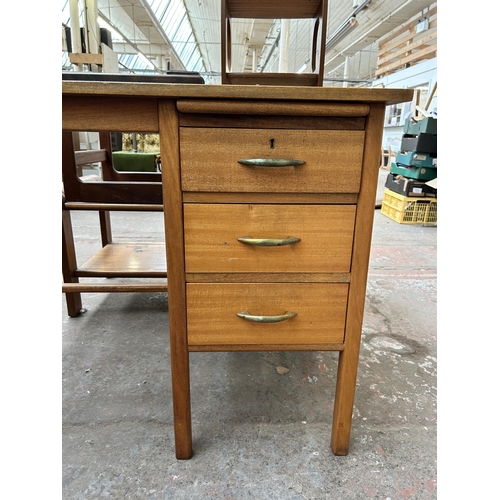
[183,204,355,273]
[63,81,414,106]
[62,95,159,132]
[176,100,370,117]
[180,128,364,193]
[182,192,357,204]
[186,283,348,346]
[185,272,351,283]
[178,114,365,131]
[65,180,163,205]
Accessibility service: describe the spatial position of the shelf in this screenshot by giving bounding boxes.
[224,72,321,87]
[75,242,167,277]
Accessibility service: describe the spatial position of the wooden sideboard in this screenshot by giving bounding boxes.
[62,81,413,459]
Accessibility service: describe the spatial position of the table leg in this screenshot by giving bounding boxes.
[331,344,360,455]
[170,347,193,459]
[159,99,193,459]
[62,208,83,317]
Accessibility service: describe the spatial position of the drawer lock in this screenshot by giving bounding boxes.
[236,311,297,323]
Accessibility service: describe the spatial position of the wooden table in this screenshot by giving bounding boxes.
[62,81,413,459]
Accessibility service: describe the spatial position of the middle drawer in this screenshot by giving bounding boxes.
[184,204,355,273]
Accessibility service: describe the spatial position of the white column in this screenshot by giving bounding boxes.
[343,56,349,88]
[84,0,101,72]
[279,19,290,73]
[69,0,83,71]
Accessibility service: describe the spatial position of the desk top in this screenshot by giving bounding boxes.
[62,81,413,105]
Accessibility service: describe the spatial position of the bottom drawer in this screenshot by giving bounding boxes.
[186,283,348,346]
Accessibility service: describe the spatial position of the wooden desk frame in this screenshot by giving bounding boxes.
[63,82,413,459]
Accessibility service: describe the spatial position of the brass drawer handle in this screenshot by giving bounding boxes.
[237,236,301,246]
[236,311,297,323]
[238,158,305,167]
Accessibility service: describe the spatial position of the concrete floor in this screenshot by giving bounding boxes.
[62,168,437,499]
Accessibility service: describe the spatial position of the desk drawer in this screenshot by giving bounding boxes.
[184,204,355,273]
[186,283,348,346]
[180,128,364,193]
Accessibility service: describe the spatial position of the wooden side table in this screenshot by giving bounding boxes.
[62,82,413,459]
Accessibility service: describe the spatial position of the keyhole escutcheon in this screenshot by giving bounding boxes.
[269,138,275,149]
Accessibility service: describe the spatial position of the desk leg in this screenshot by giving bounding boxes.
[159,99,193,459]
[62,208,83,317]
[331,344,360,455]
[170,342,193,459]
[331,103,385,455]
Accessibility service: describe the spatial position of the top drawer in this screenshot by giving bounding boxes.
[180,128,365,193]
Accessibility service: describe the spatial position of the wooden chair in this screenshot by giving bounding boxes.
[62,131,167,317]
[221,0,328,86]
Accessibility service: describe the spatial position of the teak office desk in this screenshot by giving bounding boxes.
[62,82,413,459]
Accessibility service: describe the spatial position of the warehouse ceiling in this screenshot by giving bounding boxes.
[62,0,436,86]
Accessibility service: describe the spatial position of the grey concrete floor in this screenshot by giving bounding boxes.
[62,169,437,499]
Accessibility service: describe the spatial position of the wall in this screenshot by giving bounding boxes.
[373,57,437,151]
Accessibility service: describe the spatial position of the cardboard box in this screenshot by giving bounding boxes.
[396,151,436,168]
[385,173,437,197]
[403,117,437,135]
[390,162,437,181]
[400,133,437,155]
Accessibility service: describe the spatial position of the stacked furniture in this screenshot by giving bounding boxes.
[381,116,437,224]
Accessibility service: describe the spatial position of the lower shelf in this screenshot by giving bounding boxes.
[75,242,167,277]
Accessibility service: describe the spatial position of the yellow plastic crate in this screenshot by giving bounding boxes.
[381,189,437,225]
